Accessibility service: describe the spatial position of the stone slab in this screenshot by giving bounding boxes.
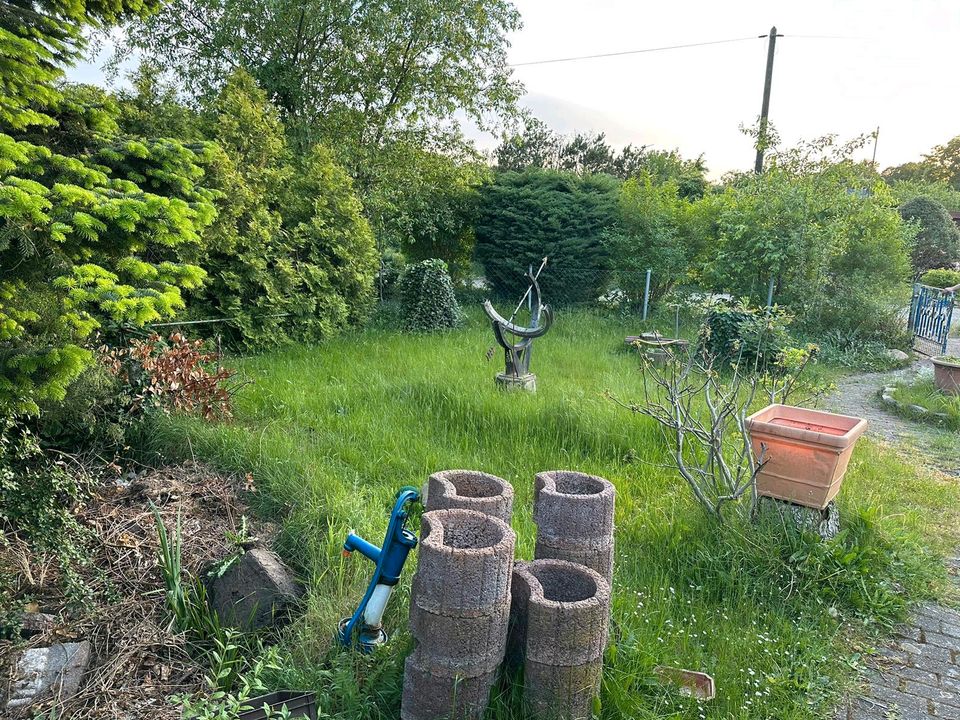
[4,641,91,712]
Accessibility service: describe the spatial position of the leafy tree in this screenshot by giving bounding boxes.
[119,0,522,154]
[709,136,913,339]
[1,0,219,414]
[641,150,708,199]
[883,135,960,190]
[602,173,689,305]
[116,68,378,350]
[495,118,562,172]
[886,179,960,213]
[474,169,620,304]
[899,196,960,276]
[364,136,489,281]
[495,119,707,196]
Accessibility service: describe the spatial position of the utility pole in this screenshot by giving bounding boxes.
[754,26,782,173]
[871,126,880,166]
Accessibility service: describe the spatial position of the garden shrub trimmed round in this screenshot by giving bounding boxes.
[397,259,464,332]
[920,267,960,289]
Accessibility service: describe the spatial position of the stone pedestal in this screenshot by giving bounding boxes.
[495,373,537,392]
[533,471,616,583]
[508,560,610,720]
[402,509,516,720]
[755,496,840,540]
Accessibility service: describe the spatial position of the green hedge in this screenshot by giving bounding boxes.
[397,259,463,332]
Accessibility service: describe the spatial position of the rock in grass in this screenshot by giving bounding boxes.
[884,348,910,364]
[206,548,304,630]
[4,641,91,711]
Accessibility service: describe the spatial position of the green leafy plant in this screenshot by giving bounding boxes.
[899,196,960,276]
[920,267,960,289]
[0,417,93,607]
[709,135,913,341]
[1,2,218,415]
[152,504,244,690]
[176,648,296,719]
[699,300,793,369]
[397,259,463,332]
[602,172,691,306]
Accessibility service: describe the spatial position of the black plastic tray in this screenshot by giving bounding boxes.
[237,690,318,720]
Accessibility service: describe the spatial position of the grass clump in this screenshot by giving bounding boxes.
[889,372,960,430]
[136,309,960,719]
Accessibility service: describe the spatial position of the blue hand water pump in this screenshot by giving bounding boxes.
[338,487,420,652]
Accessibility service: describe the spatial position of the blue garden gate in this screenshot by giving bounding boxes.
[908,283,954,355]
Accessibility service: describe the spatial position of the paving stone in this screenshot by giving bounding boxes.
[922,660,960,681]
[922,630,960,653]
[894,666,941,686]
[943,622,960,640]
[4,641,91,712]
[933,701,960,720]
[898,625,924,642]
[902,680,959,704]
[846,697,896,719]
[861,687,930,718]
[898,641,956,665]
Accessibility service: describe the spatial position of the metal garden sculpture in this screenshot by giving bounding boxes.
[483,258,554,391]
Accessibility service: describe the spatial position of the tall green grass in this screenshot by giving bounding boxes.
[137,310,960,719]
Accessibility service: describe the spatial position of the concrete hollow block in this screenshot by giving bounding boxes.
[533,471,615,548]
[400,651,497,720]
[523,658,604,720]
[509,560,610,667]
[408,600,510,676]
[426,470,514,523]
[411,509,515,618]
[533,540,614,585]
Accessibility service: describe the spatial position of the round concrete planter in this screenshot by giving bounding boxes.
[509,560,610,720]
[426,470,514,523]
[401,654,497,720]
[932,356,960,395]
[533,471,615,582]
[403,509,516,720]
[410,509,515,617]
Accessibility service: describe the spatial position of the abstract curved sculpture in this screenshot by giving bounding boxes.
[483,260,554,391]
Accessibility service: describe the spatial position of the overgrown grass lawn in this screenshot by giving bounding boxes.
[141,311,960,719]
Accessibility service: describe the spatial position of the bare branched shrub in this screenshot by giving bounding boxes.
[612,343,821,521]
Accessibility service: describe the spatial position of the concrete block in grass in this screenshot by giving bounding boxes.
[411,509,515,618]
[426,470,514,523]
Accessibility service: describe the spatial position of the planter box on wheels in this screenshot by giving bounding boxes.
[745,404,867,510]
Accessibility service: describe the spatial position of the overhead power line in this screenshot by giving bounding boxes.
[508,35,761,68]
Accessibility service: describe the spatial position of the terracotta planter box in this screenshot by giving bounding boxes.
[932,356,960,395]
[745,404,868,510]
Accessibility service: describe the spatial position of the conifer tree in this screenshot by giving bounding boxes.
[1,0,217,413]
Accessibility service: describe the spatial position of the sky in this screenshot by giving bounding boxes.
[68,0,960,179]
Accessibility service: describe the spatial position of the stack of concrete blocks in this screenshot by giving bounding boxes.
[401,508,516,720]
[510,559,611,720]
[532,471,616,583]
[425,469,514,524]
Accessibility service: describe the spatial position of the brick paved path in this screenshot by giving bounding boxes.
[837,557,960,720]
